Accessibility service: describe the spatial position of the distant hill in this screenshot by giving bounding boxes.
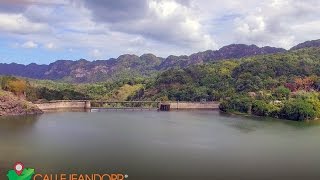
[0,39,319,83]
[290,39,320,50]
[157,44,285,69]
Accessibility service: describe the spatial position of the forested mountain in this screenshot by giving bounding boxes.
[146,48,320,101]
[156,44,285,69]
[0,55,164,83]
[142,47,320,120]
[290,39,320,50]
[0,42,289,82]
[0,39,318,83]
[1,46,320,120]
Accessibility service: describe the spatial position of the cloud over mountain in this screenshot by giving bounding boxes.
[0,0,318,64]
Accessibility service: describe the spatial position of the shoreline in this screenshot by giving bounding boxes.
[0,91,43,117]
[221,110,320,122]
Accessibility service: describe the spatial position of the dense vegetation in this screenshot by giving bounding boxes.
[1,47,320,121]
[0,76,148,102]
[143,48,320,121]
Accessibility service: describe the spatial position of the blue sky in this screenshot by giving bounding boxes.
[0,0,319,64]
[0,37,86,64]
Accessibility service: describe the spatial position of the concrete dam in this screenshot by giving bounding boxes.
[35,100,220,111]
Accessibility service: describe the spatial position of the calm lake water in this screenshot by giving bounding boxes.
[1,110,320,180]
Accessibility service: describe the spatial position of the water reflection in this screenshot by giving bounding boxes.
[218,111,320,133]
[0,114,40,133]
[42,108,90,113]
[1,111,320,179]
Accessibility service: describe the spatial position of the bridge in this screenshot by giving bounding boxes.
[90,100,161,111]
[35,100,220,111]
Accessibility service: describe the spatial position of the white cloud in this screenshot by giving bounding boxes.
[90,49,103,59]
[235,15,265,34]
[149,0,179,18]
[21,41,38,48]
[83,0,217,51]
[0,13,49,34]
[45,42,56,49]
[233,0,320,48]
[0,0,319,62]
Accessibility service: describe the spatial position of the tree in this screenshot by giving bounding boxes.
[26,86,38,102]
[0,76,17,90]
[294,77,314,91]
[235,73,263,92]
[7,79,27,95]
[219,95,253,113]
[279,99,317,121]
[251,100,279,117]
[273,86,290,100]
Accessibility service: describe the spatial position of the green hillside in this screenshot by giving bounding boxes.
[142,48,320,120]
[2,47,320,120]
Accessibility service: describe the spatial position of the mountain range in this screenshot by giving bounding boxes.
[0,39,319,83]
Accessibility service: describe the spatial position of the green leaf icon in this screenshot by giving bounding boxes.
[7,168,35,180]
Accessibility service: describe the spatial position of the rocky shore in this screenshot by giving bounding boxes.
[0,90,43,116]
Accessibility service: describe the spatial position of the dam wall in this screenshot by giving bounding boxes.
[167,101,220,110]
[35,100,219,110]
[35,100,90,110]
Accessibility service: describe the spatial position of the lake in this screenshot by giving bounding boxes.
[1,110,320,180]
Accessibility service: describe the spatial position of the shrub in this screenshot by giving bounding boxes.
[279,99,317,121]
[219,95,253,113]
[251,100,279,117]
[273,86,290,100]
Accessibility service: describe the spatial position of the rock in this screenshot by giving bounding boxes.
[0,91,43,116]
[248,92,257,98]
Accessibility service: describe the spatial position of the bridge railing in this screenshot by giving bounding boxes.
[36,100,219,103]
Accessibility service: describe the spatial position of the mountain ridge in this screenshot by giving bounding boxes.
[0,40,318,83]
[290,39,320,50]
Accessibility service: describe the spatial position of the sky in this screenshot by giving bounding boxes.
[0,0,319,64]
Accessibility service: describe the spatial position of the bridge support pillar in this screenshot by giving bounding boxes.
[85,101,91,109]
[159,103,170,111]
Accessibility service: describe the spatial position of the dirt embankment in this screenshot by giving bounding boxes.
[0,90,43,116]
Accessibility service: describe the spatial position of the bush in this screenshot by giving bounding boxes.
[279,99,317,121]
[251,100,279,117]
[0,76,27,95]
[8,79,27,95]
[219,95,253,113]
[25,86,38,102]
[273,86,290,100]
